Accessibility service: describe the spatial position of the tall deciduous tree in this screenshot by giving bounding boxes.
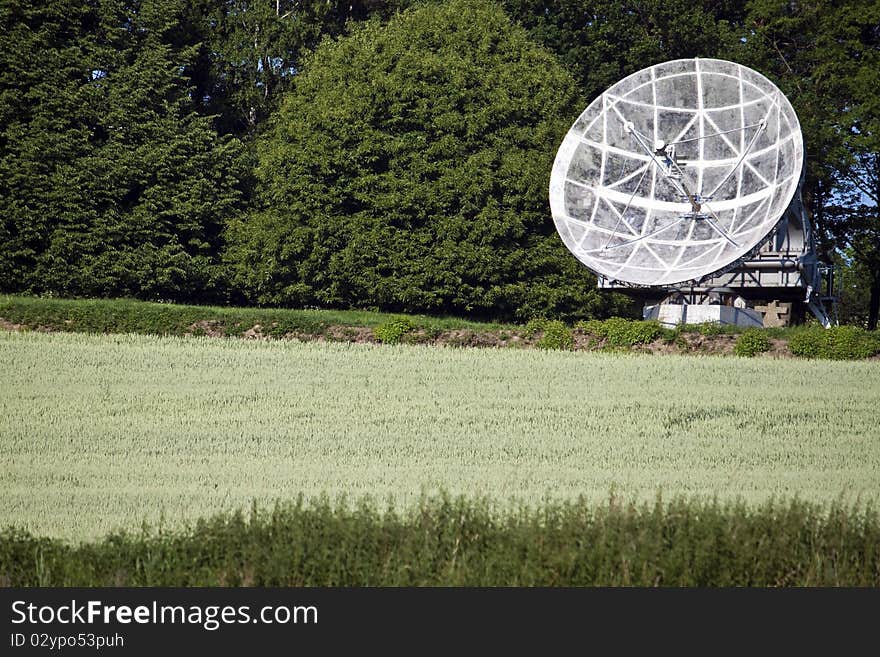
[225,0,630,320]
[181,0,410,138]
[737,0,841,257]
[502,0,744,101]
[820,0,880,329]
[742,0,879,328]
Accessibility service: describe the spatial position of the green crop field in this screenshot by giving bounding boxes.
[1,330,879,542]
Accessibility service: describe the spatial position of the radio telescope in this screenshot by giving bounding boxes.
[550,58,836,327]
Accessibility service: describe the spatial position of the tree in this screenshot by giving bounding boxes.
[502,0,745,101]
[180,0,411,138]
[836,250,874,327]
[0,0,250,301]
[0,0,104,292]
[742,0,879,328]
[225,0,630,320]
[736,0,845,263]
[822,0,880,329]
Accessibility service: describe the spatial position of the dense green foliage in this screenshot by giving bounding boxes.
[373,317,417,344]
[577,317,664,347]
[526,319,574,350]
[1,497,878,586]
[179,1,410,139]
[523,317,575,350]
[0,0,249,301]
[225,0,624,321]
[734,328,772,357]
[4,295,880,358]
[788,325,880,360]
[0,0,877,324]
[502,0,744,100]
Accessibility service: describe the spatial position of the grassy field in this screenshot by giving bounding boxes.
[1,330,879,541]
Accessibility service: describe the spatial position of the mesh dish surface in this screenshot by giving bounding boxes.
[549,58,803,286]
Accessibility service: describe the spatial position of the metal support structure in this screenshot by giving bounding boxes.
[598,191,839,327]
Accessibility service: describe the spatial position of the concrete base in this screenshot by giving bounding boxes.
[643,304,764,328]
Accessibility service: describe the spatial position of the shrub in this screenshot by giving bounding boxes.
[788,329,821,358]
[788,326,880,360]
[576,317,663,347]
[523,317,548,339]
[373,317,416,344]
[734,328,771,357]
[536,320,574,350]
[625,319,664,345]
[524,318,573,350]
[575,318,603,335]
[692,321,724,336]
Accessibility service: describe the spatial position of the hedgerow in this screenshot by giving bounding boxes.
[1,497,877,586]
[788,326,880,360]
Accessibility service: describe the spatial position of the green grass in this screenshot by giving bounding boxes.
[0,294,513,337]
[2,331,879,542]
[2,497,877,586]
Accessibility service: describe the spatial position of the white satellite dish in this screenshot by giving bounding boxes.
[550,58,804,287]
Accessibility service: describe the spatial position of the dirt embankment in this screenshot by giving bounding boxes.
[1,315,792,357]
[186,319,788,357]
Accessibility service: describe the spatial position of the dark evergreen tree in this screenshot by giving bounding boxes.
[0,0,249,301]
[0,0,105,292]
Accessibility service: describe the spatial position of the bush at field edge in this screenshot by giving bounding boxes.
[1,496,876,587]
